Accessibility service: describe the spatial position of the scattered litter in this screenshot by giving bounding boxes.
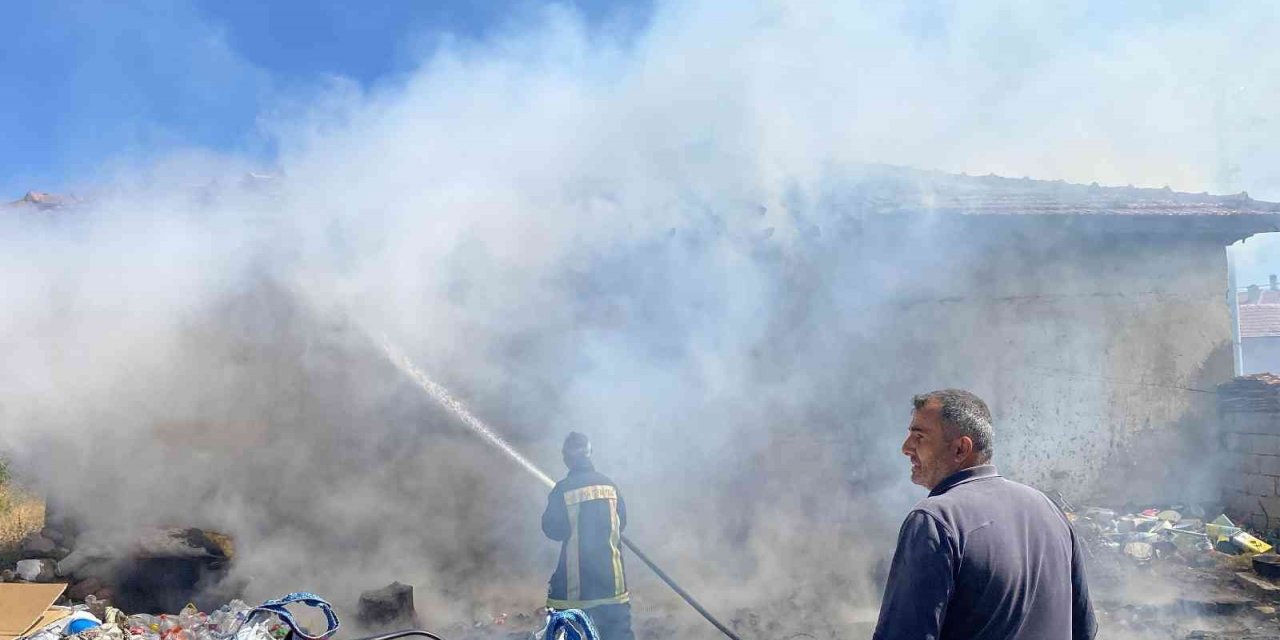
[1071,502,1277,572]
[1123,542,1154,562]
[1232,531,1274,555]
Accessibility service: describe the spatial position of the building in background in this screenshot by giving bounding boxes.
[1240,278,1280,374]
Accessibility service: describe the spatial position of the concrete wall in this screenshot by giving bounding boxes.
[859,215,1236,502]
[1244,337,1280,375]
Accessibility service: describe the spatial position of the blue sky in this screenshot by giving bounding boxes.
[0,0,1277,288]
[0,0,651,198]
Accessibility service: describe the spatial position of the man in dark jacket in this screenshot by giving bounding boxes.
[542,432,634,640]
[873,389,1096,640]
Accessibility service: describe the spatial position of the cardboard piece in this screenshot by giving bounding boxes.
[0,583,69,640]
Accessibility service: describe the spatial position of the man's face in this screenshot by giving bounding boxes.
[902,400,962,489]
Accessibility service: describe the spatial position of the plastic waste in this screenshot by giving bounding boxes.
[1232,530,1274,554]
[1123,541,1154,561]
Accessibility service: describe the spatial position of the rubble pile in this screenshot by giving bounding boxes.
[1065,501,1280,638]
[1,523,235,613]
[22,602,263,640]
[1070,508,1271,563]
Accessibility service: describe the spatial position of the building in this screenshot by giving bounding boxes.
[1239,282,1280,375]
[8,169,1280,505]
[812,168,1280,502]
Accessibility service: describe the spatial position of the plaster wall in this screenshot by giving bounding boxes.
[860,217,1235,502]
[1244,337,1280,376]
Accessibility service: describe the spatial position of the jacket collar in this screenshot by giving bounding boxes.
[929,464,1000,497]
[567,460,596,476]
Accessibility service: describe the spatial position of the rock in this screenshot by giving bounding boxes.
[15,559,58,582]
[1176,593,1254,616]
[357,582,417,629]
[20,533,58,559]
[1235,571,1280,598]
[0,569,11,583]
[68,576,106,601]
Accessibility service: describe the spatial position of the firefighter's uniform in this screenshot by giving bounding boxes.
[541,461,634,640]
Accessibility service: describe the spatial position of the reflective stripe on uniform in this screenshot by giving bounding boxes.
[610,498,625,595]
[564,484,617,506]
[560,483,626,604]
[546,592,631,610]
[566,502,581,600]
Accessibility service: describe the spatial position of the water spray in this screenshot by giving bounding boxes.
[381,339,746,640]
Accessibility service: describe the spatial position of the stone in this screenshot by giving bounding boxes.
[1236,571,1280,597]
[15,559,58,582]
[1176,593,1253,616]
[357,581,417,628]
[20,533,58,559]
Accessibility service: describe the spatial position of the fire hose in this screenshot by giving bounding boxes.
[380,340,745,640]
[618,535,744,640]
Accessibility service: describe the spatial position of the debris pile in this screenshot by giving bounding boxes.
[1,523,235,613]
[1070,506,1272,564]
[3,587,342,640]
[31,601,259,640]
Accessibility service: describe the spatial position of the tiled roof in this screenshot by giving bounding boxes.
[1241,303,1280,338]
[840,167,1280,217]
[4,191,79,211]
[6,166,1280,219]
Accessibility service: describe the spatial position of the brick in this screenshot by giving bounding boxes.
[1245,474,1276,497]
[1248,512,1271,531]
[1261,455,1280,477]
[1250,435,1280,456]
[1225,433,1250,453]
[1236,454,1264,474]
[1257,496,1280,525]
[1234,413,1280,435]
[1228,492,1260,516]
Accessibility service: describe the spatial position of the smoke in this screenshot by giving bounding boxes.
[3,0,1279,636]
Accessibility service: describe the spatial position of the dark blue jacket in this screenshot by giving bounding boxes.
[542,462,629,609]
[873,465,1096,640]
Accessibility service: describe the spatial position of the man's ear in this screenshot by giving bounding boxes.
[955,436,975,461]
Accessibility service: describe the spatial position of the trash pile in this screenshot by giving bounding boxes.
[1069,506,1273,565]
[23,601,261,640]
[1,523,235,612]
[3,588,339,640]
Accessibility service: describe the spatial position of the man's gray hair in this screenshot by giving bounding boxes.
[913,389,994,462]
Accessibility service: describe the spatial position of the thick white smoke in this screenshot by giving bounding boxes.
[3,1,1279,637]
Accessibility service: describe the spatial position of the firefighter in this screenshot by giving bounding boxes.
[542,432,635,640]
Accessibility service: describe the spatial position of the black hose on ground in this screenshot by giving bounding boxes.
[621,535,745,640]
[344,630,449,640]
